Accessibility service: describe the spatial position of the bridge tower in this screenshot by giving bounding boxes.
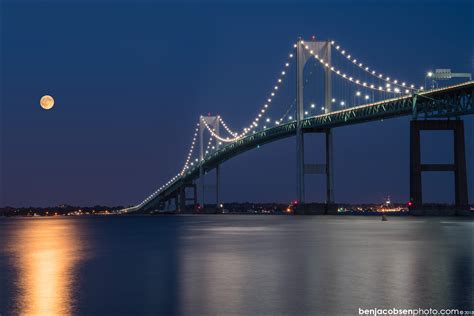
[409,119,469,215]
[296,37,334,209]
[199,115,221,210]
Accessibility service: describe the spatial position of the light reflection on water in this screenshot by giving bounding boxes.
[5,219,85,315]
[0,216,472,315]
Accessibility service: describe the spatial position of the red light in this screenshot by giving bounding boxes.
[407,201,413,207]
[293,200,299,205]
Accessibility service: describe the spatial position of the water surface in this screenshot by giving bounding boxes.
[0,216,472,315]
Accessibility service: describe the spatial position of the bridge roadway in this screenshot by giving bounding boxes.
[134,81,473,212]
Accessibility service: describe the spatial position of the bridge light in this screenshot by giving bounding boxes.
[304,111,308,115]
[340,101,345,106]
[365,95,370,100]
[410,84,415,88]
[275,121,280,125]
[331,40,335,44]
[394,88,400,93]
[347,55,351,58]
[278,79,282,83]
[379,74,383,78]
[264,104,268,108]
[282,71,286,75]
[370,84,374,89]
[365,67,369,71]
[386,83,391,88]
[294,44,297,48]
[372,70,376,74]
[331,98,336,103]
[336,46,340,49]
[274,86,278,90]
[394,80,398,84]
[359,63,363,67]
[289,54,293,58]
[419,86,424,90]
[271,92,275,96]
[311,103,315,108]
[427,71,433,77]
[285,63,289,67]
[266,118,271,123]
[356,91,361,96]
[263,125,266,129]
[402,82,406,86]
[321,106,325,111]
[288,116,293,120]
[341,50,345,54]
[405,89,410,94]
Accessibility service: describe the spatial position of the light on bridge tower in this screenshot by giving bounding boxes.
[199,115,221,209]
[295,37,334,209]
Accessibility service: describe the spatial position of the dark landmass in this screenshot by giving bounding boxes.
[0,204,125,217]
[1,202,472,217]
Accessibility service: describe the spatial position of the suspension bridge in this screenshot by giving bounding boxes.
[123,37,473,215]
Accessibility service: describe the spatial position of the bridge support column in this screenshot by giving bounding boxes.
[410,119,469,215]
[296,37,305,204]
[324,40,333,205]
[174,195,179,212]
[178,186,186,213]
[216,165,220,207]
[325,129,334,205]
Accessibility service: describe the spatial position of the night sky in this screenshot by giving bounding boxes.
[1,0,473,207]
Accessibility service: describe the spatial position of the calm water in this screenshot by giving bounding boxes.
[0,216,472,315]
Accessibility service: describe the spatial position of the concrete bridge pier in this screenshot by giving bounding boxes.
[176,183,198,213]
[409,119,469,215]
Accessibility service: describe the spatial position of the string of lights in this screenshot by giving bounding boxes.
[179,123,200,175]
[217,116,239,137]
[202,46,296,142]
[301,41,420,94]
[329,40,421,91]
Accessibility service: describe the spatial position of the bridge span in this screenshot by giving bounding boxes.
[123,38,473,215]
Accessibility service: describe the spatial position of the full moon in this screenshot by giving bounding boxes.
[40,95,55,110]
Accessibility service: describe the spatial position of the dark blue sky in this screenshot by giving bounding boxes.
[1,0,473,207]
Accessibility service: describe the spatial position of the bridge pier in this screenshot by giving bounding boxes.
[177,183,198,213]
[216,165,220,207]
[409,119,469,215]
